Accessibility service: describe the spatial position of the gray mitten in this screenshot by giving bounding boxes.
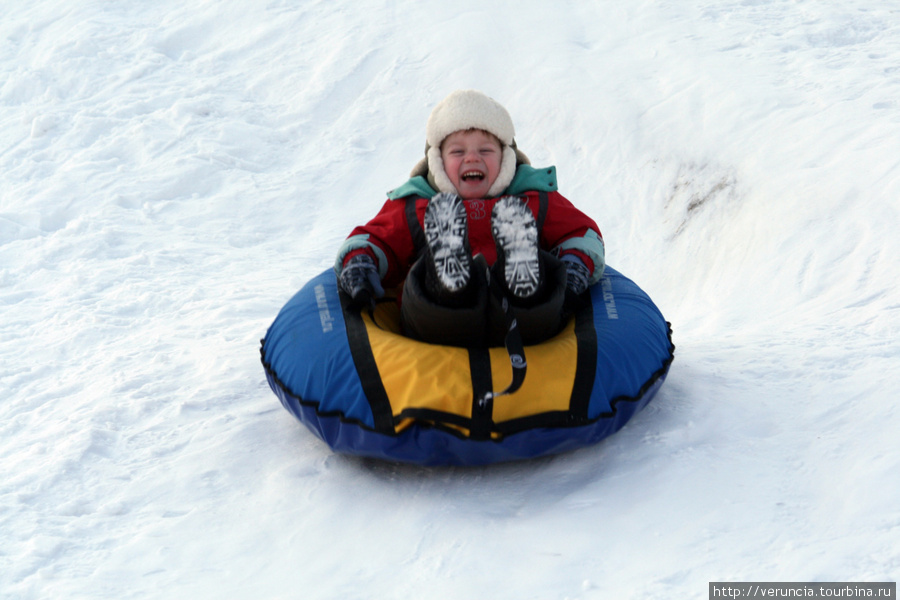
[339,255,384,309]
[561,254,591,296]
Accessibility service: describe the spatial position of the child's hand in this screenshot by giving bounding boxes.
[561,255,590,296]
[339,255,385,309]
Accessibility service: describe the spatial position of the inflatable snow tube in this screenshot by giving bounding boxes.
[260,267,674,466]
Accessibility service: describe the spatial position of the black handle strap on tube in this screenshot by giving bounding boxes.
[479,296,527,408]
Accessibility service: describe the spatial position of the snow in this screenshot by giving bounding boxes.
[2,0,898,598]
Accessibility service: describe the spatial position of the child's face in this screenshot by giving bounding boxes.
[440,129,502,199]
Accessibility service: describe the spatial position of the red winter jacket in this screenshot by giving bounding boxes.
[336,166,605,289]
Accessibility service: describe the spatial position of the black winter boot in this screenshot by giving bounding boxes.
[491,196,544,303]
[423,192,475,307]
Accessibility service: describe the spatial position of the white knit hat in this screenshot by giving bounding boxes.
[423,90,520,197]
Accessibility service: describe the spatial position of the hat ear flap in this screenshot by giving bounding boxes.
[487,145,518,196]
[426,145,459,195]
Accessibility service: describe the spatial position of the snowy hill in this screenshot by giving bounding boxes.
[2,1,898,598]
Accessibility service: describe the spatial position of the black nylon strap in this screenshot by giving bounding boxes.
[489,296,528,400]
[339,291,395,433]
[394,407,473,431]
[537,191,549,232]
[405,197,427,255]
[494,411,572,435]
[567,293,598,424]
[468,346,494,440]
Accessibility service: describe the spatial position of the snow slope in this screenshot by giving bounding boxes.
[2,1,898,598]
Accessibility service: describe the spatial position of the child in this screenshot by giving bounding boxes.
[335,89,605,347]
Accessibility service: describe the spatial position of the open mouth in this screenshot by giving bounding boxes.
[461,170,485,182]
